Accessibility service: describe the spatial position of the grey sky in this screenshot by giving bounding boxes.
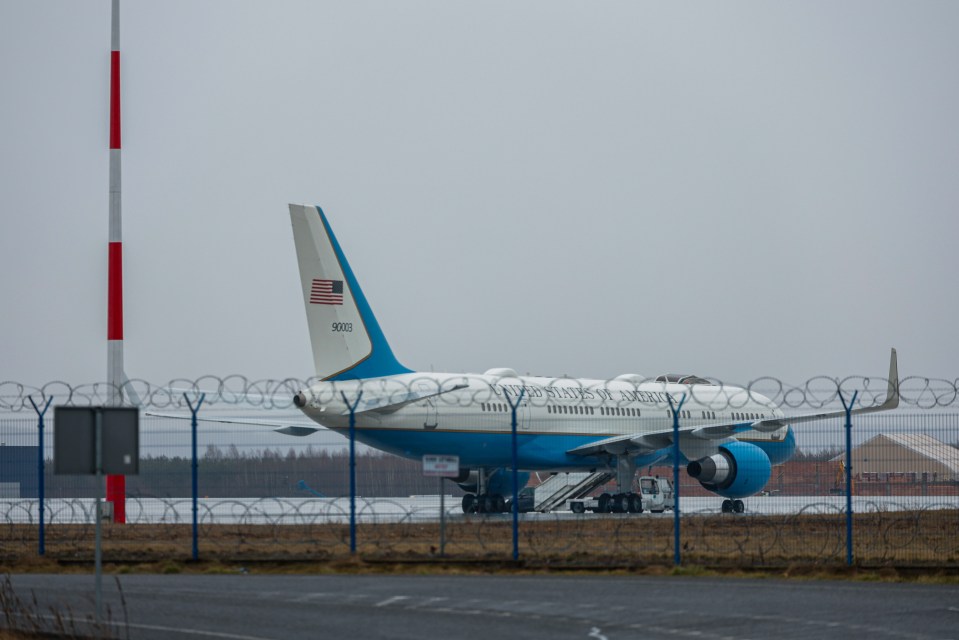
[1,1,957,388]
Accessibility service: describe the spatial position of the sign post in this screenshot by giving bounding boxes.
[54,406,138,624]
[423,454,459,556]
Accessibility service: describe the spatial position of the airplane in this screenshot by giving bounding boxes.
[286,203,900,515]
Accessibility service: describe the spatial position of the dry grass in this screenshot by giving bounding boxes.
[1,510,957,575]
[0,575,127,639]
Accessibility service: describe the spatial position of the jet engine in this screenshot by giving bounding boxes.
[686,441,771,499]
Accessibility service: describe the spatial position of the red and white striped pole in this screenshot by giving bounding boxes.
[106,0,126,524]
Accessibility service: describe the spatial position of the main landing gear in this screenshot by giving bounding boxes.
[721,499,745,514]
[461,493,507,514]
[595,492,643,514]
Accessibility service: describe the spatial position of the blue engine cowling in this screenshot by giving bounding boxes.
[686,441,771,499]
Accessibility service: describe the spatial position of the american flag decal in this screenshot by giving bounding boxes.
[310,278,344,305]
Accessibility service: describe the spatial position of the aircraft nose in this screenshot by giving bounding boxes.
[293,391,307,408]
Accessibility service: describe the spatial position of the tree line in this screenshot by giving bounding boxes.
[42,446,458,499]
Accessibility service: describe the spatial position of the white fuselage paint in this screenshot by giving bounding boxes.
[297,372,789,466]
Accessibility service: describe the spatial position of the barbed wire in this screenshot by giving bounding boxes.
[1,497,956,565]
[1,373,957,413]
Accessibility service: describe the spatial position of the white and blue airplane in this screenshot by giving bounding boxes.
[286,204,900,514]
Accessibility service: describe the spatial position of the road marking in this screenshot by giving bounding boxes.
[124,622,276,640]
[589,628,608,640]
[26,614,275,640]
[406,596,448,609]
[292,592,332,602]
[375,595,410,607]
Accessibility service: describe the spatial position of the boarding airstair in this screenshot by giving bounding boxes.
[533,471,614,513]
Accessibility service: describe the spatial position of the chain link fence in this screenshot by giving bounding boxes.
[1,375,957,567]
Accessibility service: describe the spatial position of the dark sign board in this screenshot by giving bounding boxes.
[54,407,139,475]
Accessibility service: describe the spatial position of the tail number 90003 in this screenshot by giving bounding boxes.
[331,322,353,333]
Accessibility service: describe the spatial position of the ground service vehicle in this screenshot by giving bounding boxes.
[567,476,674,514]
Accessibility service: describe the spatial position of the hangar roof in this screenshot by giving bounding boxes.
[879,433,959,473]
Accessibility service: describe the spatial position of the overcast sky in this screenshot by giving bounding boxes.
[2,1,957,389]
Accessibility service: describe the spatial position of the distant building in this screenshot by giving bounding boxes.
[0,445,39,498]
[842,434,959,483]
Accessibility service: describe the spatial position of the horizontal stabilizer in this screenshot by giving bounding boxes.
[145,411,323,435]
[348,381,470,415]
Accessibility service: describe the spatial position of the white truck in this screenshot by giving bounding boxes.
[566,476,674,514]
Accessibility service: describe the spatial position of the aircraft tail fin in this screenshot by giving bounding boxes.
[289,204,411,380]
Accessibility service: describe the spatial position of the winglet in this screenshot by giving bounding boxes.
[880,347,900,411]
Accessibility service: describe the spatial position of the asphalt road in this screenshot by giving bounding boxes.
[5,573,958,640]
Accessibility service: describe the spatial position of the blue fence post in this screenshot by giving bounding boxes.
[341,390,363,555]
[28,395,53,557]
[505,389,526,562]
[667,393,687,567]
[838,389,858,567]
[184,392,206,562]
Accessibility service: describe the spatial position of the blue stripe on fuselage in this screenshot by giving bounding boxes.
[325,425,796,471]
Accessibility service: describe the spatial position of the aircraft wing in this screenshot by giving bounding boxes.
[568,348,899,457]
[566,420,764,457]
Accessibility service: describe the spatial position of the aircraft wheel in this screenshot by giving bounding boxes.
[481,494,497,514]
[733,500,745,514]
[598,493,612,514]
[462,494,476,514]
[571,502,586,514]
[494,494,507,513]
[629,494,643,513]
[721,499,733,513]
[613,494,628,513]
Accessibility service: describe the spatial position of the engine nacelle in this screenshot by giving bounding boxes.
[687,441,771,499]
[454,468,530,496]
